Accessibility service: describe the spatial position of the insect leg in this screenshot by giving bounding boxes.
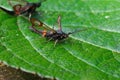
[28,13,32,20]
[44,37,53,44]
[48,38,53,41]
[54,40,58,47]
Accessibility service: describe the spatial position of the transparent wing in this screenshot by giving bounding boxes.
[30,18,56,33]
[8,0,27,7]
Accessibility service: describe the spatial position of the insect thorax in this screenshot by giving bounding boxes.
[45,31,68,41]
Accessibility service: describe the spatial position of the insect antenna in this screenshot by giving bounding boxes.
[67,28,88,35]
[57,15,62,31]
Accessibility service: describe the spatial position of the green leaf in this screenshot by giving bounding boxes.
[0,0,120,80]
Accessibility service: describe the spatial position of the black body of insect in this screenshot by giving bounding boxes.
[0,0,42,17]
[30,16,87,46]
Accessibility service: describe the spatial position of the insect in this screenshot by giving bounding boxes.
[0,0,43,18]
[30,16,87,46]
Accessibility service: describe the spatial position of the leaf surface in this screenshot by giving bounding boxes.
[0,0,120,80]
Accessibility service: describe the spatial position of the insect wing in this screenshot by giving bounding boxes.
[30,18,56,33]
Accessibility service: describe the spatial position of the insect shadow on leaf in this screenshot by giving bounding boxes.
[30,16,88,46]
[0,0,46,18]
